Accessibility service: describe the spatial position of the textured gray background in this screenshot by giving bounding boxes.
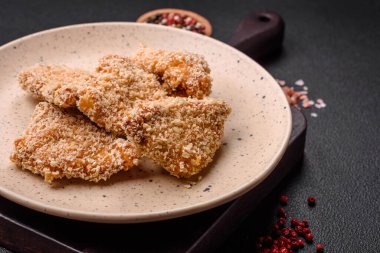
[1,0,379,252]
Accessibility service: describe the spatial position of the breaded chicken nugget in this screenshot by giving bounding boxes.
[131,48,212,99]
[18,65,93,108]
[11,102,139,183]
[124,97,231,178]
[96,54,167,101]
[19,63,165,136]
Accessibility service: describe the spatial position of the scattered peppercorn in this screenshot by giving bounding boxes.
[295,226,304,235]
[307,197,316,206]
[316,243,324,252]
[291,218,299,227]
[277,217,286,227]
[290,230,298,238]
[290,240,299,250]
[281,228,290,237]
[277,207,287,218]
[297,239,304,248]
[302,227,311,235]
[279,195,289,205]
[305,233,314,242]
[255,195,322,252]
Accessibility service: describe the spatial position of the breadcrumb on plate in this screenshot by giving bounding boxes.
[10,102,139,183]
[124,97,231,178]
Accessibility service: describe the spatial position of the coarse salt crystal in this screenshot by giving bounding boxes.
[295,79,305,86]
[311,112,318,117]
[303,86,309,91]
[277,79,286,86]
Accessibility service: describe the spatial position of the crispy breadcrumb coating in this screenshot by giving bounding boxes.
[19,62,165,136]
[18,65,93,108]
[131,48,212,99]
[124,97,231,178]
[96,54,167,101]
[17,49,230,179]
[10,102,139,183]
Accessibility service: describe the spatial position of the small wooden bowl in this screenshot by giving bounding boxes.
[137,8,212,36]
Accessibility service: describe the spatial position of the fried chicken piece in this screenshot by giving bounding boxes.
[19,62,165,136]
[96,54,167,101]
[18,51,230,178]
[18,65,93,108]
[131,48,212,99]
[10,102,139,183]
[124,97,231,178]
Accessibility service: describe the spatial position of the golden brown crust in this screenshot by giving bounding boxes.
[10,102,139,183]
[18,65,94,108]
[16,49,230,179]
[131,48,212,99]
[18,61,166,136]
[124,97,231,177]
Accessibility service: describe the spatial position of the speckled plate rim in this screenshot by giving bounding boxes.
[0,22,292,223]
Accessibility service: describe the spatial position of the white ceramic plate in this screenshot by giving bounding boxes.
[0,23,291,223]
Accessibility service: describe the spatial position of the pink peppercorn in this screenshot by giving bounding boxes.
[316,243,324,252]
[281,228,290,237]
[279,247,288,253]
[307,197,316,206]
[290,230,298,238]
[297,239,305,248]
[305,233,314,242]
[279,195,289,205]
[277,207,287,218]
[295,225,304,235]
[298,221,306,227]
[278,238,287,247]
[290,240,299,249]
[277,217,286,227]
[290,218,299,227]
[302,227,311,234]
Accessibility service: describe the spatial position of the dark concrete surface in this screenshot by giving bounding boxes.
[1,1,379,252]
